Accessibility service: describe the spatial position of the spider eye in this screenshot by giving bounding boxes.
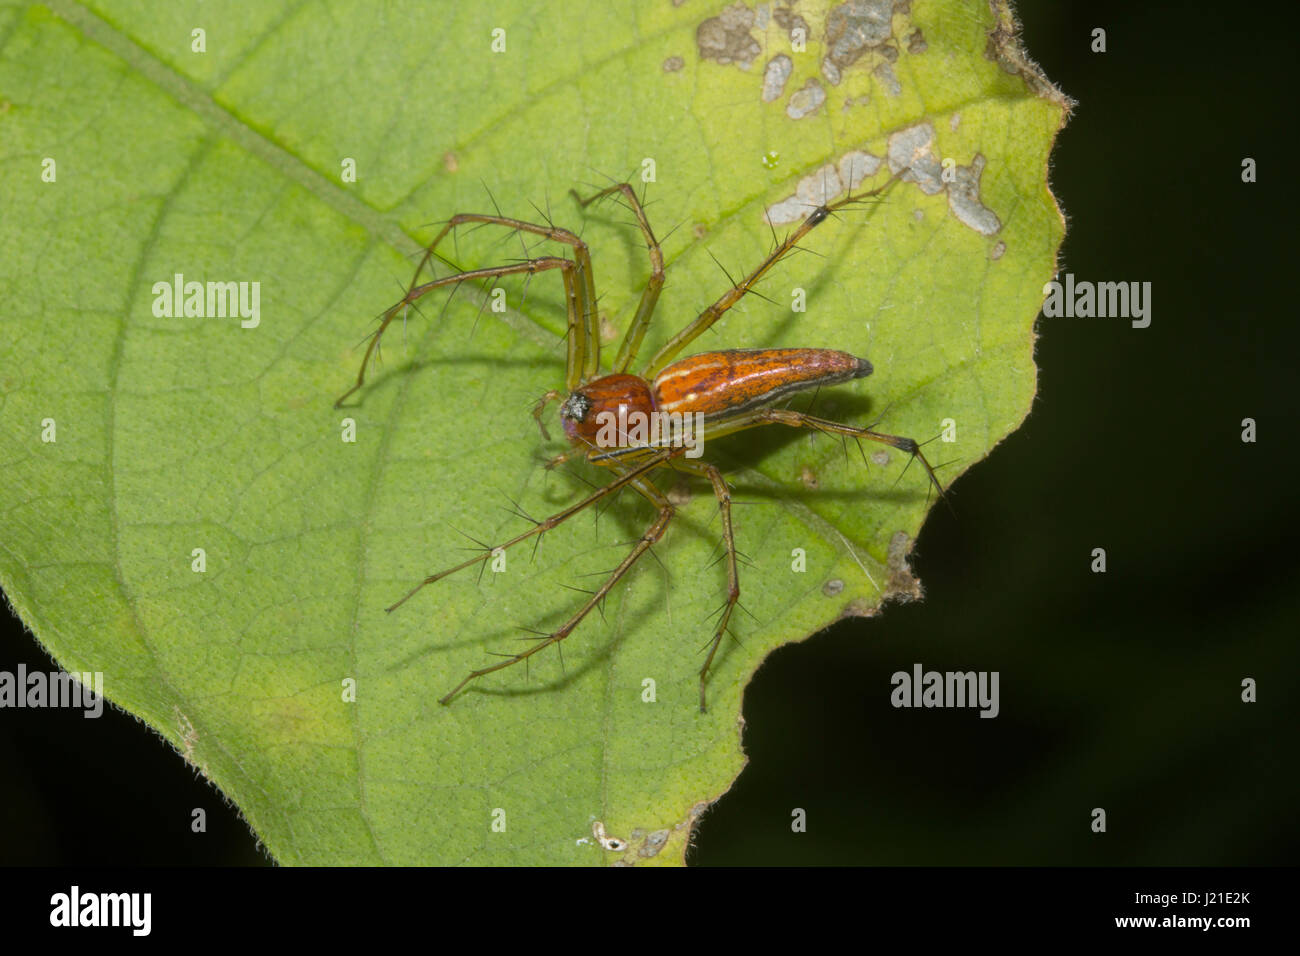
[561,393,591,422]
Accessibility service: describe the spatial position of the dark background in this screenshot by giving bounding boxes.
[3,0,1296,866]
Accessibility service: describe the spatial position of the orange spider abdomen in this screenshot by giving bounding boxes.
[652,348,871,419]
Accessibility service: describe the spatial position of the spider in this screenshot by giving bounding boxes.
[336,169,946,712]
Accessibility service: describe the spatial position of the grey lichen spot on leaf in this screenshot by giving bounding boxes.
[886,530,922,600]
[947,153,1002,236]
[764,162,842,224]
[604,801,712,865]
[888,531,912,568]
[873,61,902,96]
[764,150,881,224]
[769,1,811,62]
[888,121,1007,235]
[772,4,811,41]
[821,57,842,85]
[639,829,671,858]
[762,54,794,102]
[907,28,927,53]
[888,122,943,194]
[688,801,711,824]
[990,239,1007,260]
[663,55,685,72]
[785,77,827,119]
[698,2,762,69]
[839,149,882,189]
[825,0,897,69]
[823,578,845,597]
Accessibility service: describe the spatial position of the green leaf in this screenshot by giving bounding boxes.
[0,0,1067,864]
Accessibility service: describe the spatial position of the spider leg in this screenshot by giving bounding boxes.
[757,408,948,507]
[570,183,665,375]
[531,389,563,440]
[641,167,908,379]
[412,214,601,386]
[438,472,677,705]
[335,256,581,407]
[387,445,686,614]
[705,405,949,506]
[669,459,739,713]
[336,212,601,407]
